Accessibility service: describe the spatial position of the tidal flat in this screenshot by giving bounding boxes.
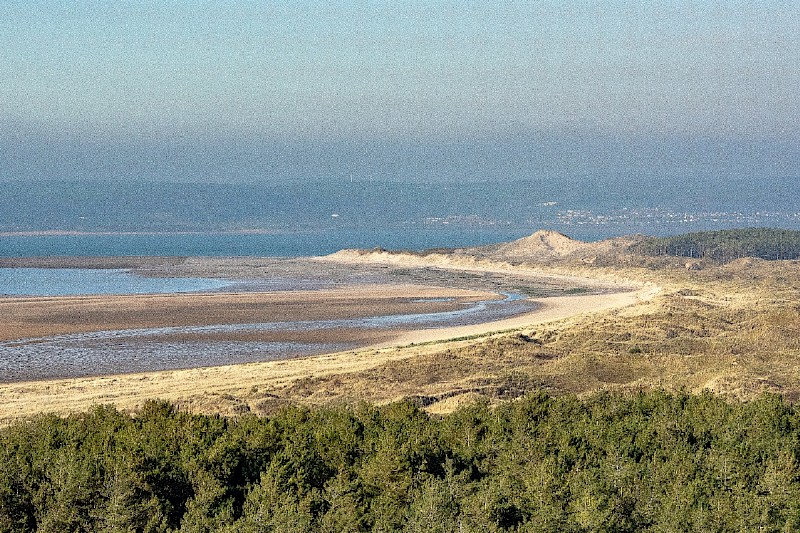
[0,254,612,382]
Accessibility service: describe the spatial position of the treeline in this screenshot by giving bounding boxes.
[2,391,800,531]
[631,227,800,262]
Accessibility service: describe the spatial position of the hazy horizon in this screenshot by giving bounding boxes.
[2,125,797,185]
[2,2,798,186]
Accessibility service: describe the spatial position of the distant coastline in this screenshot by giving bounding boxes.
[0,229,289,238]
[3,180,800,249]
[0,226,535,258]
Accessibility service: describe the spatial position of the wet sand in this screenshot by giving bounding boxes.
[0,285,495,343]
[0,254,638,384]
[1,283,519,382]
[0,282,659,423]
[0,253,662,421]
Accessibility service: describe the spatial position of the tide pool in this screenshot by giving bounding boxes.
[0,268,232,296]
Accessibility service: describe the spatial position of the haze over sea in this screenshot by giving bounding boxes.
[3,3,798,259]
[1,177,798,258]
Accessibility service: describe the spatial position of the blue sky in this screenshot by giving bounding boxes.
[1,1,798,182]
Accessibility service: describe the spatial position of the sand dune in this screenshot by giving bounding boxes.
[493,230,587,257]
[391,283,659,346]
[0,250,660,423]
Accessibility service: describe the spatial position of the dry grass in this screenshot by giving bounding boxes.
[1,252,799,424]
[238,259,800,413]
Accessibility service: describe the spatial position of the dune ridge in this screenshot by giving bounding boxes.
[0,233,665,423]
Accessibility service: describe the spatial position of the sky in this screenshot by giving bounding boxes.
[1,1,798,183]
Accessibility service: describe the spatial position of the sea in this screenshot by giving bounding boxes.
[0,227,541,257]
[1,178,798,257]
[1,177,798,380]
[0,268,233,296]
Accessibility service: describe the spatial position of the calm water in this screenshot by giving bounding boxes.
[0,268,233,296]
[3,178,799,257]
[4,218,800,258]
[0,176,800,257]
[0,227,532,257]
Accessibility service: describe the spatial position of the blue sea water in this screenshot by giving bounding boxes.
[3,216,799,258]
[0,227,533,258]
[1,178,799,257]
[0,268,232,296]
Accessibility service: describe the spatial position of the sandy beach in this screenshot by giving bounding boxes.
[0,282,656,421]
[389,284,659,346]
[0,284,496,343]
[0,250,662,422]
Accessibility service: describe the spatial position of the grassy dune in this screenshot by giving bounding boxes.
[1,230,799,423]
[250,259,800,414]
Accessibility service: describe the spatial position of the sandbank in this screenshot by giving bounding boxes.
[0,253,660,423]
[0,284,494,342]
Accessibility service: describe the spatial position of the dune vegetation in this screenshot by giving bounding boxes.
[270,245,800,413]
[2,228,800,530]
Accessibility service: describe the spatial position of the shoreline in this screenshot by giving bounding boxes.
[0,229,293,237]
[0,281,658,423]
[0,284,497,342]
[0,253,660,422]
[0,285,532,383]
